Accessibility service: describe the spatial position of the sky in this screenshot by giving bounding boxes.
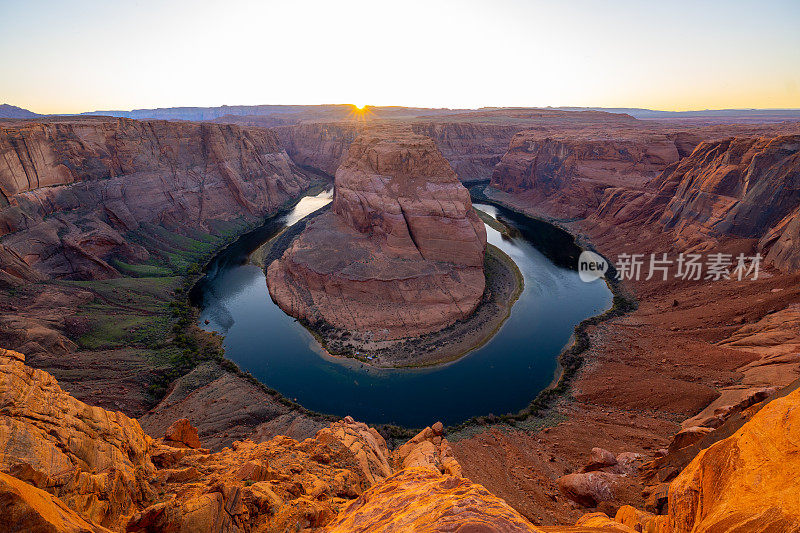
[1,0,799,114]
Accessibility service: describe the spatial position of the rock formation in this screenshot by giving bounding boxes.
[325,467,540,533]
[0,117,308,282]
[410,122,525,183]
[0,346,553,532]
[267,129,487,341]
[665,385,800,532]
[489,129,700,218]
[4,331,800,531]
[588,134,800,271]
[276,120,526,184]
[274,122,365,176]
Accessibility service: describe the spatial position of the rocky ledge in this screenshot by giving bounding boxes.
[266,129,497,364]
[2,345,799,532]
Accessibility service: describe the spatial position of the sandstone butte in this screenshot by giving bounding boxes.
[0,117,308,283]
[3,342,800,532]
[267,129,487,341]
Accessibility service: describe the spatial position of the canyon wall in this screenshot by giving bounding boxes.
[267,129,487,340]
[591,134,800,270]
[0,117,309,282]
[489,130,701,219]
[274,122,364,176]
[410,122,524,183]
[275,120,527,183]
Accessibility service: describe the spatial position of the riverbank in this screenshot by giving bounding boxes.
[258,210,525,368]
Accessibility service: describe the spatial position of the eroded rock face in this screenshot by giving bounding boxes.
[267,130,487,340]
[0,347,156,528]
[325,467,541,533]
[585,134,800,271]
[276,120,526,184]
[490,130,697,218]
[3,344,577,533]
[666,386,800,532]
[649,135,800,270]
[275,122,364,176]
[0,471,113,533]
[410,122,525,183]
[0,117,309,281]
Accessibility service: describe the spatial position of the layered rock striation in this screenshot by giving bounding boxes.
[490,129,700,218]
[267,130,487,341]
[591,134,800,270]
[0,117,309,282]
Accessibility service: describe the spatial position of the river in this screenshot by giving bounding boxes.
[191,189,611,427]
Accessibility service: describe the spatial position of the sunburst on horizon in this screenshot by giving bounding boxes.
[348,103,373,121]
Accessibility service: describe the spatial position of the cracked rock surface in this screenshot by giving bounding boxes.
[267,128,487,341]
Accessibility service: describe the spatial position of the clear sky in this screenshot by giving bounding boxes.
[2,0,799,114]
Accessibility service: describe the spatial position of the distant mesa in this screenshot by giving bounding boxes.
[0,104,39,119]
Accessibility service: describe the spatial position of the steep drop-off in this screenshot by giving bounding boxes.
[591,134,800,271]
[267,129,487,343]
[0,117,309,282]
[0,346,541,532]
[489,129,701,219]
[3,345,800,532]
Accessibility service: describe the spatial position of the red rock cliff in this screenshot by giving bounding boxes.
[0,117,308,281]
[267,130,487,340]
[489,129,699,218]
[592,135,800,271]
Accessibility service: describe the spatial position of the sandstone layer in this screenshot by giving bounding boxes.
[0,117,308,282]
[267,130,487,342]
[594,135,800,271]
[489,129,700,219]
[10,340,799,532]
[665,385,800,532]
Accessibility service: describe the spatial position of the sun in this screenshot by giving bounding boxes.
[348,103,373,122]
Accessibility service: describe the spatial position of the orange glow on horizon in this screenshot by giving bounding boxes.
[348,104,374,121]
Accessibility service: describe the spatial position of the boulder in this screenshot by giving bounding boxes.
[583,447,618,472]
[557,471,618,508]
[325,467,540,532]
[164,418,202,449]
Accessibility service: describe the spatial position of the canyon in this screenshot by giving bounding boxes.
[1,106,800,531]
[0,117,309,282]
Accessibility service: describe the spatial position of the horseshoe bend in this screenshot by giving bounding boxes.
[3,3,800,531]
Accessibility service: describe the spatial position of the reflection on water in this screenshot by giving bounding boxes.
[191,191,611,427]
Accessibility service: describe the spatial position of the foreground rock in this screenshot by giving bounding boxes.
[267,129,487,342]
[666,385,800,532]
[326,467,541,533]
[0,346,549,532]
[4,343,800,531]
